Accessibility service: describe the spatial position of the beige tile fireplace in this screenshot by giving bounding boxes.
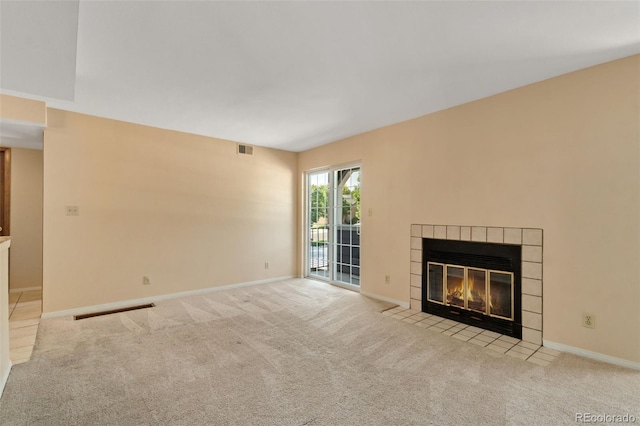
[410,224,543,346]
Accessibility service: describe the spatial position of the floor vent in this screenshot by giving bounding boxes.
[74,303,155,320]
[237,144,254,155]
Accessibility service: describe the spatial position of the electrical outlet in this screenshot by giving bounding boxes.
[582,313,595,329]
[65,205,79,216]
[385,275,390,285]
[143,276,152,285]
[264,261,270,269]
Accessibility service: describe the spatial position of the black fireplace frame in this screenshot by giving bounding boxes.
[422,238,522,338]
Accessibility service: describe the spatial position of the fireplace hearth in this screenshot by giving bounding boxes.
[422,238,522,338]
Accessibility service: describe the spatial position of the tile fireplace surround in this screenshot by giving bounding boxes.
[410,224,543,346]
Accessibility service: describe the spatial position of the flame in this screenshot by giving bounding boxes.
[466,275,475,301]
[465,271,487,312]
[445,268,492,313]
[446,273,464,305]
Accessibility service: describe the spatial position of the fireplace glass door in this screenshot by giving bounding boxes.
[427,262,514,321]
[427,263,444,303]
[467,268,487,313]
[446,266,465,308]
[489,271,514,320]
[422,238,521,337]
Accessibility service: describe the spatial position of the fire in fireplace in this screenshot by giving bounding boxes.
[428,263,514,319]
[422,239,522,338]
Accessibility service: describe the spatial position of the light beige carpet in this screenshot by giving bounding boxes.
[1,278,638,425]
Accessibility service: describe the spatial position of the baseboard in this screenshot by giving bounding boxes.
[0,361,12,399]
[41,276,296,319]
[360,290,410,309]
[9,286,42,293]
[543,339,640,371]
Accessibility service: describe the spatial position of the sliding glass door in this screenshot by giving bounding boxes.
[307,165,361,288]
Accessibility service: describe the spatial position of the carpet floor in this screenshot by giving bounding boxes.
[0,278,638,425]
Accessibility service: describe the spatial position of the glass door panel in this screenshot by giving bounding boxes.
[446,266,465,308]
[308,171,330,280]
[467,268,487,313]
[489,271,514,320]
[427,262,444,303]
[332,166,360,287]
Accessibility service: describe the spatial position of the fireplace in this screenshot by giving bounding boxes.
[422,238,522,338]
[410,224,543,346]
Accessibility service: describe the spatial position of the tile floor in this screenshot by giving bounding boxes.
[8,289,42,365]
[382,306,560,366]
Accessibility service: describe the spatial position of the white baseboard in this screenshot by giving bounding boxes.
[0,361,12,399]
[360,290,410,309]
[41,276,295,319]
[9,286,42,293]
[543,339,640,371]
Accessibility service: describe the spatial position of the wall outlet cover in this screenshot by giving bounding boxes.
[582,313,595,329]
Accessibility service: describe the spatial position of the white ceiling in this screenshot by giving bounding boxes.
[1,1,639,152]
[0,120,44,150]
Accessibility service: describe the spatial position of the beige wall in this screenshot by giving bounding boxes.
[43,110,298,313]
[298,55,640,363]
[9,148,43,290]
[0,94,46,125]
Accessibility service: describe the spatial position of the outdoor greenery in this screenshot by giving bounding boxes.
[342,183,360,225]
[310,184,329,224]
[310,173,360,225]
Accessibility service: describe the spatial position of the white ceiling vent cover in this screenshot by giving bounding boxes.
[237,144,254,155]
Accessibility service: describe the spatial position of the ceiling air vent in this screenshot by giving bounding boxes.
[237,144,254,155]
